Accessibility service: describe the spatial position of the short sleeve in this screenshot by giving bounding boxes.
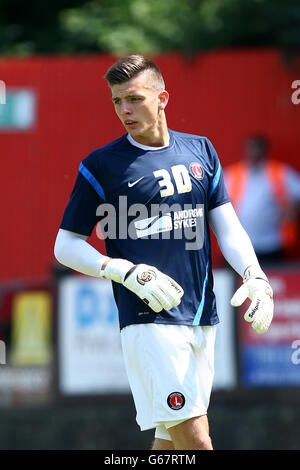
[206,139,230,211]
[60,159,105,237]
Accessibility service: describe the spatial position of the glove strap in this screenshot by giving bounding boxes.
[100,258,134,283]
[243,265,269,284]
[123,265,137,282]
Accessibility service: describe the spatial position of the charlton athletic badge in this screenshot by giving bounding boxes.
[189,162,204,180]
[167,392,185,410]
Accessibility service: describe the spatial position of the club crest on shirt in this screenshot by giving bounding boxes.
[167,392,185,410]
[189,162,204,180]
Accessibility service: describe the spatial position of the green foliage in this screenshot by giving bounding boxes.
[58,0,191,54]
[0,0,299,56]
[0,0,83,55]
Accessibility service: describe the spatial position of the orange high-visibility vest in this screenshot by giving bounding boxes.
[226,160,297,252]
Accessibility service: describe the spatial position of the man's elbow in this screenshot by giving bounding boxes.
[54,233,65,265]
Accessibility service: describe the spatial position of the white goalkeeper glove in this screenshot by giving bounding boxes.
[100,258,184,313]
[231,265,274,334]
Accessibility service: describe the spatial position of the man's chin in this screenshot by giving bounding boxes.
[127,127,143,138]
[126,125,139,133]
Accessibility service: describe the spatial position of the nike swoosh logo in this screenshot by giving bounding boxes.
[128,176,144,187]
[135,215,161,230]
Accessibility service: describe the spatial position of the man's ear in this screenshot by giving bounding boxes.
[158,90,169,110]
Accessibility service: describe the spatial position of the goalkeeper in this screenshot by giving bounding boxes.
[54,54,273,451]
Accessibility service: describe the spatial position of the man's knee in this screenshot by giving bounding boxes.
[193,433,212,450]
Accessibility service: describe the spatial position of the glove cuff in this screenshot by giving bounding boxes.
[100,258,134,283]
[243,265,269,283]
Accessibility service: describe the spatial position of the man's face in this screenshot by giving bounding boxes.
[110,72,168,141]
[245,139,266,164]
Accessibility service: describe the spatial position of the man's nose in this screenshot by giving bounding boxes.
[120,101,131,114]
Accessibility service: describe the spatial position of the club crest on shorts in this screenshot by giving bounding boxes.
[189,162,204,180]
[167,392,185,410]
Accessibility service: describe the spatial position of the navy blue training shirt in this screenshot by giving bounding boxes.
[60,129,230,329]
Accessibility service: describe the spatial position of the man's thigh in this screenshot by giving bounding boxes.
[152,438,175,450]
[168,415,212,450]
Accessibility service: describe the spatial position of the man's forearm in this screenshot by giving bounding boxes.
[209,202,260,277]
[54,228,109,277]
[209,203,273,334]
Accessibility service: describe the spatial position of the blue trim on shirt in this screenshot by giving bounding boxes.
[79,162,105,200]
[192,260,209,326]
[209,162,221,198]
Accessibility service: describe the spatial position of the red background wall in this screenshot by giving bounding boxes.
[0,49,299,281]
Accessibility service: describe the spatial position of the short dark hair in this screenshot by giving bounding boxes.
[104,54,165,90]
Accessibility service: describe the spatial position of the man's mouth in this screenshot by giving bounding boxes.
[124,120,138,127]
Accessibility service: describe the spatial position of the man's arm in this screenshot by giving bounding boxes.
[208,202,258,276]
[54,228,108,277]
[54,229,183,313]
[209,203,274,334]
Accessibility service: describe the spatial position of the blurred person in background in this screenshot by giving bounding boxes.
[225,135,300,265]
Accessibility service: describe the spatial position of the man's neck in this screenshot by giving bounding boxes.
[127,133,168,150]
[129,130,169,147]
[129,114,169,147]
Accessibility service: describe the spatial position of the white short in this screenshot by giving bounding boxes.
[120,323,217,438]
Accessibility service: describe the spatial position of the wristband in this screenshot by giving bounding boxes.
[243,265,268,283]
